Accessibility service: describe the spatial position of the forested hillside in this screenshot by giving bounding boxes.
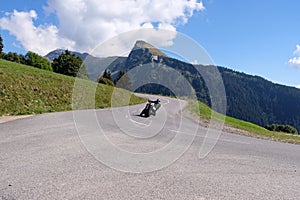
[219,67,300,131]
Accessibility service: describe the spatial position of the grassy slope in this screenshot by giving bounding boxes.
[0,59,146,115]
[187,100,300,144]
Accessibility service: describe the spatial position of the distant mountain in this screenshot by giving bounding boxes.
[45,49,89,62]
[45,49,125,81]
[107,40,300,131]
[44,41,300,131]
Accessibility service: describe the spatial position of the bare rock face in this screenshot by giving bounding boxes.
[132,40,166,57]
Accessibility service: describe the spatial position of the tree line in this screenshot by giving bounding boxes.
[0,34,88,79]
[98,69,132,90]
[0,34,131,89]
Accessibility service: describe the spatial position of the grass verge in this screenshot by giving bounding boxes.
[186,99,300,144]
[0,59,146,115]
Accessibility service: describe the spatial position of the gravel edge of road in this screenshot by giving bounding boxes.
[0,115,34,124]
[183,109,300,145]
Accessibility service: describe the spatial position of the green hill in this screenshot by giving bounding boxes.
[0,59,146,115]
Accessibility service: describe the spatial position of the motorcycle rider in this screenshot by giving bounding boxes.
[140,98,161,117]
[148,99,161,116]
[148,99,160,104]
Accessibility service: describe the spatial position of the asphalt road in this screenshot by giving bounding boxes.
[0,96,299,199]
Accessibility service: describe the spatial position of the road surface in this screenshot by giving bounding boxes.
[0,96,299,199]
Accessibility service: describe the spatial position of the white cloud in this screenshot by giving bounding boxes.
[288,57,300,69]
[294,44,300,55]
[0,0,204,56]
[288,44,300,69]
[191,59,199,65]
[296,85,300,89]
[0,10,75,55]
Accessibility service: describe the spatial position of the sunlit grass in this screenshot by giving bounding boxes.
[0,59,146,115]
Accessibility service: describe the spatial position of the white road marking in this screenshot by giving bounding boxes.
[129,118,150,127]
[162,99,170,105]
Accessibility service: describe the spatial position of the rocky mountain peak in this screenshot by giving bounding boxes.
[132,40,166,57]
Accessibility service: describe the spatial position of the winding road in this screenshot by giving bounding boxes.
[0,96,299,199]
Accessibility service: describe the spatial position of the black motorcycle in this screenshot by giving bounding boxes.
[140,99,161,117]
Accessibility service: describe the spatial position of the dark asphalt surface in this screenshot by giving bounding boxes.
[0,96,299,199]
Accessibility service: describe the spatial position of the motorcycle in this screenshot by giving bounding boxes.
[140,99,161,117]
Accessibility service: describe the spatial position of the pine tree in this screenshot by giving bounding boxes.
[0,34,3,57]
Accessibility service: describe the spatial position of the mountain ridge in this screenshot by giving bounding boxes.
[44,41,300,131]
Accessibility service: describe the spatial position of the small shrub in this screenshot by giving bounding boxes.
[265,124,298,135]
[98,77,114,86]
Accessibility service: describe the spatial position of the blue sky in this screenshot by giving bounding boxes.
[0,0,300,87]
